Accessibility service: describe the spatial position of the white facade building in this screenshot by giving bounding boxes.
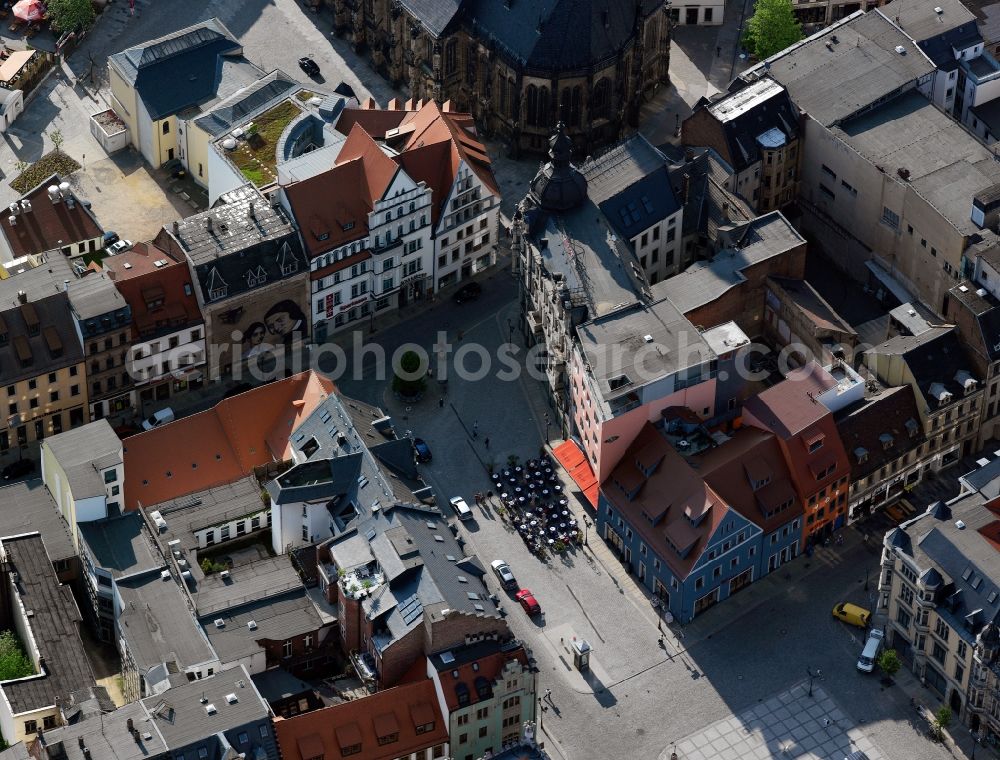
[433,162,501,291]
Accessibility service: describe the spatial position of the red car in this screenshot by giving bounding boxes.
[515,589,541,616]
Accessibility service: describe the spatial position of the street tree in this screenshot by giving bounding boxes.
[392,350,427,399]
[48,0,96,34]
[47,128,64,154]
[744,0,803,61]
[932,705,952,740]
[877,648,901,680]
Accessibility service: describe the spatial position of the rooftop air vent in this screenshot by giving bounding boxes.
[935,5,943,12]
[214,618,225,629]
[204,703,216,715]
[978,288,988,297]
[643,334,654,343]
[225,693,238,704]
[895,45,907,54]
[247,620,258,630]
[219,570,230,580]
[956,520,967,530]
[160,570,170,581]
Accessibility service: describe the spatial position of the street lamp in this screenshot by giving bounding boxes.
[544,412,550,443]
[584,516,591,546]
[806,667,821,697]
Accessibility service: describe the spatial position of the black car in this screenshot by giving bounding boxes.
[298,57,320,77]
[413,438,432,463]
[452,282,482,304]
[103,230,120,246]
[2,459,35,480]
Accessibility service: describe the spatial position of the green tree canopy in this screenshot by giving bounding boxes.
[48,0,96,34]
[877,648,901,678]
[744,0,803,61]
[392,350,427,398]
[0,631,33,681]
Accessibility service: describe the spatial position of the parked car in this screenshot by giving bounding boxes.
[298,57,320,77]
[856,628,884,673]
[490,560,517,592]
[141,407,175,431]
[449,496,473,521]
[102,230,120,246]
[832,602,871,628]
[2,459,34,480]
[106,239,133,255]
[515,589,541,616]
[413,437,432,463]
[452,281,482,304]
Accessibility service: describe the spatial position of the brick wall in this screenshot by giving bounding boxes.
[684,242,807,335]
[681,109,732,168]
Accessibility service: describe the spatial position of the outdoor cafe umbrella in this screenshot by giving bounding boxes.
[11,0,45,22]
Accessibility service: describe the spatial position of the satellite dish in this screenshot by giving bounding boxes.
[222,137,237,150]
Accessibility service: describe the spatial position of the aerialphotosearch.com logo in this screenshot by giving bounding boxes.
[126,327,862,389]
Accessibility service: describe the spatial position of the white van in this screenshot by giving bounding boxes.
[142,407,175,431]
[857,628,884,672]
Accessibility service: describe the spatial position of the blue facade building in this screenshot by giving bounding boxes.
[597,422,804,623]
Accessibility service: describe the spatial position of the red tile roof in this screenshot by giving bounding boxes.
[741,363,836,439]
[692,427,803,536]
[434,647,530,712]
[123,370,334,509]
[0,176,104,258]
[283,125,399,259]
[103,242,203,339]
[601,424,731,579]
[274,680,448,760]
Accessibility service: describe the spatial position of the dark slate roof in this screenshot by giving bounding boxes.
[200,590,322,664]
[461,0,661,70]
[598,166,679,240]
[266,454,363,505]
[402,0,461,36]
[250,667,315,704]
[1,534,96,714]
[879,0,981,67]
[702,78,800,173]
[119,31,254,120]
[193,70,299,137]
[947,282,1000,361]
[835,385,924,481]
[869,328,981,411]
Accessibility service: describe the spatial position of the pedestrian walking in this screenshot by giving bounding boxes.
[716,45,721,57]
[472,420,479,438]
[439,397,444,408]
[544,688,552,703]
[484,436,490,450]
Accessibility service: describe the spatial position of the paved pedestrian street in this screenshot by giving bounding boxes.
[671,683,885,760]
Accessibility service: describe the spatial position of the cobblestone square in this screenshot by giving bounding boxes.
[671,684,885,760]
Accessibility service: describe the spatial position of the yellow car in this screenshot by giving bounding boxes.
[832,602,871,628]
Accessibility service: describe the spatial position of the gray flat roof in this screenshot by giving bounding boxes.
[66,268,128,321]
[1,534,95,713]
[10,701,166,760]
[43,419,122,499]
[78,512,161,579]
[167,185,296,264]
[653,212,804,313]
[576,297,714,403]
[116,569,217,677]
[145,477,268,576]
[835,90,1000,236]
[739,11,934,126]
[200,590,322,664]
[195,555,303,617]
[0,479,74,561]
[140,665,270,748]
[880,0,976,41]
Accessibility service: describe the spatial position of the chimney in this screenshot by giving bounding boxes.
[172,220,180,236]
[682,173,690,204]
[17,290,26,304]
[63,280,69,292]
[127,718,134,733]
[248,201,255,220]
[206,216,214,233]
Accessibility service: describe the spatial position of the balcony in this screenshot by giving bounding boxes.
[526,310,544,335]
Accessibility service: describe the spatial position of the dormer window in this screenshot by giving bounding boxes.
[804,431,825,453]
[905,418,919,438]
[879,433,894,450]
[854,447,868,464]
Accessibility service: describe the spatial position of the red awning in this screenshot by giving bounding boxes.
[552,439,598,508]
